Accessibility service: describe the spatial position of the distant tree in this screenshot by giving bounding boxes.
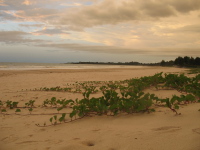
[174,56,200,67]
[174,56,184,66]
[183,56,190,65]
[194,57,200,66]
[168,60,174,66]
[189,57,195,65]
[160,60,166,66]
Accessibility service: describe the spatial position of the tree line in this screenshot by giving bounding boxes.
[72,56,200,67]
[161,56,200,67]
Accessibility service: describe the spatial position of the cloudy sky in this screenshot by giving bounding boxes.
[0,0,200,63]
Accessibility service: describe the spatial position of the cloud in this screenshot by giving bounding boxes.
[0,0,97,11]
[176,24,200,33]
[16,8,58,17]
[56,1,140,29]
[19,24,45,28]
[39,43,147,54]
[0,0,31,11]
[1,0,200,30]
[38,43,200,57]
[0,0,7,6]
[56,0,200,30]
[22,0,33,6]
[0,31,44,44]
[0,0,200,60]
[169,0,200,13]
[0,0,62,22]
[60,2,83,7]
[32,28,69,36]
[139,0,176,18]
[0,11,19,21]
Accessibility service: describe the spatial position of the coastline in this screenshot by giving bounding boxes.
[0,62,155,71]
[0,66,200,150]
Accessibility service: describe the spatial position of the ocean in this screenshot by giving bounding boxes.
[0,62,147,70]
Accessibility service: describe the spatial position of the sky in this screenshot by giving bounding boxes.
[0,0,200,63]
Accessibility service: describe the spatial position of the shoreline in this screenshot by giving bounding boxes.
[0,65,187,73]
[0,62,184,71]
[0,64,153,71]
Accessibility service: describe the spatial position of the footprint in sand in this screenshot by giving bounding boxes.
[48,139,63,144]
[6,135,18,142]
[92,129,101,132]
[16,141,39,144]
[1,137,8,141]
[192,128,200,135]
[56,140,63,144]
[39,128,46,132]
[73,138,80,140]
[153,126,181,132]
[82,140,95,147]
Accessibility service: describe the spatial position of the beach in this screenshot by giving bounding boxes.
[0,66,200,150]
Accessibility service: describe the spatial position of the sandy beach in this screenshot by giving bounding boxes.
[0,66,200,150]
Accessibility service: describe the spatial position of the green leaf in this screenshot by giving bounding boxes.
[28,108,33,112]
[54,115,57,120]
[171,95,177,104]
[70,111,76,118]
[113,109,118,116]
[25,102,28,106]
[62,113,66,118]
[13,102,19,107]
[57,107,63,112]
[165,98,171,108]
[1,109,6,112]
[50,117,53,123]
[174,104,179,110]
[150,109,155,112]
[15,108,21,112]
[59,116,64,123]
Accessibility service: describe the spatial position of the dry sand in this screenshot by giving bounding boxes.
[0,66,200,150]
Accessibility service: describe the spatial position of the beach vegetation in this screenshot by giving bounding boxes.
[1,109,7,113]
[15,108,21,114]
[5,100,19,109]
[25,100,35,108]
[28,108,33,114]
[1,72,200,127]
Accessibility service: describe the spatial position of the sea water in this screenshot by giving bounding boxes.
[0,62,147,70]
